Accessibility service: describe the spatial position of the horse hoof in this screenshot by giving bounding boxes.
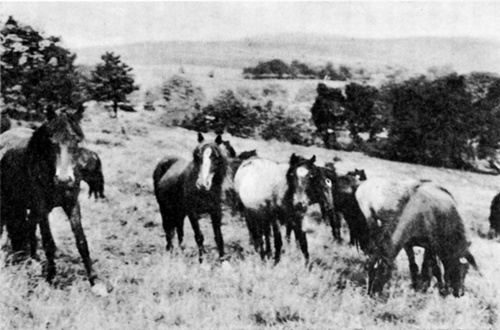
[91,280,113,297]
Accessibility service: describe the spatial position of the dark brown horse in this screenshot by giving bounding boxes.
[234,154,333,264]
[0,107,108,293]
[153,133,230,262]
[356,179,478,297]
[78,148,105,199]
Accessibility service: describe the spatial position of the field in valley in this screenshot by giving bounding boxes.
[1,94,499,329]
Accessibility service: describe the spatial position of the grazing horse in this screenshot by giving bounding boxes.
[153,133,230,262]
[0,107,105,290]
[78,148,106,199]
[355,178,478,297]
[234,154,333,264]
[489,192,500,238]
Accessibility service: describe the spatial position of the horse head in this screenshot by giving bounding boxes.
[217,135,237,159]
[286,153,333,212]
[445,250,478,297]
[347,168,367,181]
[29,105,85,187]
[193,133,228,191]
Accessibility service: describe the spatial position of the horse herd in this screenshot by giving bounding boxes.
[0,107,498,299]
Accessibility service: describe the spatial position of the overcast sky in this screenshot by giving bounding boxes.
[2,1,500,49]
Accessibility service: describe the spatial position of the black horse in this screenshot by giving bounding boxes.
[153,133,230,262]
[78,147,106,199]
[0,107,106,292]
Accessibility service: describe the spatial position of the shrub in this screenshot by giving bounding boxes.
[161,75,205,125]
[260,106,315,146]
[182,90,262,137]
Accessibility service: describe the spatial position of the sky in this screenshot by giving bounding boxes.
[1,1,500,49]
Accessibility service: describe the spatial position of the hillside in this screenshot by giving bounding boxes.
[75,33,500,75]
[1,105,499,329]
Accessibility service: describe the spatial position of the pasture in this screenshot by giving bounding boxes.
[1,98,499,329]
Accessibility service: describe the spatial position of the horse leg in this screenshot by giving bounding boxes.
[176,216,185,249]
[4,206,29,255]
[285,222,293,244]
[27,210,39,259]
[36,211,57,283]
[62,201,97,286]
[422,250,443,291]
[160,206,176,251]
[209,208,225,260]
[323,204,341,241]
[404,246,419,290]
[188,213,205,263]
[271,219,283,264]
[291,215,309,264]
[264,219,272,258]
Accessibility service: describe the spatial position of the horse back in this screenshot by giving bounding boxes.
[153,156,189,199]
[234,158,288,210]
[355,177,423,227]
[0,147,30,206]
[392,183,468,256]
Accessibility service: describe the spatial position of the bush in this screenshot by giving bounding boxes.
[261,107,315,145]
[182,90,262,137]
[161,75,204,125]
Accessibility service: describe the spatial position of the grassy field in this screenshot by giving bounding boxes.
[1,99,499,330]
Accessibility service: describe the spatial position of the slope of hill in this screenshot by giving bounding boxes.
[1,105,499,329]
[75,33,500,74]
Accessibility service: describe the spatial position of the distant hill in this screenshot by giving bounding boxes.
[75,33,500,74]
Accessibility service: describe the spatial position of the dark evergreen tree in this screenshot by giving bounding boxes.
[89,52,138,117]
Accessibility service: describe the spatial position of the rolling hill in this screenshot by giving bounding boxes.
[75,33,500,74]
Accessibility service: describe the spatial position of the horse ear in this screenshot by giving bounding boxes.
[46,105,56,121]
[215,134,223,145]
[309,155,316,164]
[290,153,298,165]
[197,132,204,143]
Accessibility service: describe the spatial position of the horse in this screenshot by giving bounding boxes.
[0,106,108,293]
[78,148,106,199]
[284,162,340,242]
[355,178,478,297]
[335,172,371,250]
[153,133,230,262]
[489,192,500,238]
[234,153,333,264]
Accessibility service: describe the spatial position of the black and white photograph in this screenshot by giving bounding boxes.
[1,1,499,329]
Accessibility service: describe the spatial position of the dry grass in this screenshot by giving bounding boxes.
[1,98,499,330]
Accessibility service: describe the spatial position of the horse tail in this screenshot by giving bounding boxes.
[152,158,178,190]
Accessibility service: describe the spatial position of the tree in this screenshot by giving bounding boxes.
[89,52,138,117]
[387,74,477,168]
[310,83,346,149]
[1,16,88,114]
[343,83,381,143]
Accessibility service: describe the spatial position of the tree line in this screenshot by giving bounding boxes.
[311,74,500,169]
[243,59,352,81]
